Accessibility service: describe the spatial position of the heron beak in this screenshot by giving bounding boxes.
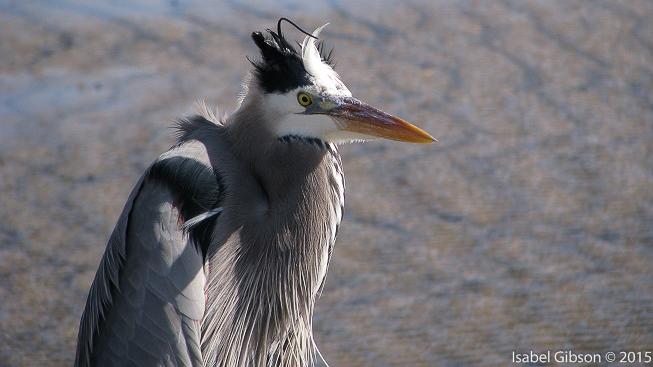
[326,97,436,143]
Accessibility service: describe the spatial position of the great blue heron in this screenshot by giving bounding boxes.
[75,18,435,367]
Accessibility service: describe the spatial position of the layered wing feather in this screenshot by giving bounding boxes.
[75,117,225,366]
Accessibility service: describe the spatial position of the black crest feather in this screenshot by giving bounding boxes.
[249,18,336,94]
[250,30,310,94]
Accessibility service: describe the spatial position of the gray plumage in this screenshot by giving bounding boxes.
[75,19,434,367]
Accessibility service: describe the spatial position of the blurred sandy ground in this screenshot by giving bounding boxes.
[1,0,652,365]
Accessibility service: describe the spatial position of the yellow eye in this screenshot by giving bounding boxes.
[297,92,312,107]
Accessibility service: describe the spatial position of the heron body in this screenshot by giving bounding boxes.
[75,19,434,367]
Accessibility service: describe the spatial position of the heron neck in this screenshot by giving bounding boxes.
[226,102,339,204]
[201,105,344,364]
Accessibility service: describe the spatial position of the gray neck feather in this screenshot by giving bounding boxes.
[201,101,344,366]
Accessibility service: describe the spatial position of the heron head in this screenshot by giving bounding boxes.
[247,19,435,144]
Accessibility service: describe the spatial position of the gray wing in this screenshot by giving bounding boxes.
[75,124,224,366]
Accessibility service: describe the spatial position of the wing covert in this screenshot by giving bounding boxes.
[75,124,225,366]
